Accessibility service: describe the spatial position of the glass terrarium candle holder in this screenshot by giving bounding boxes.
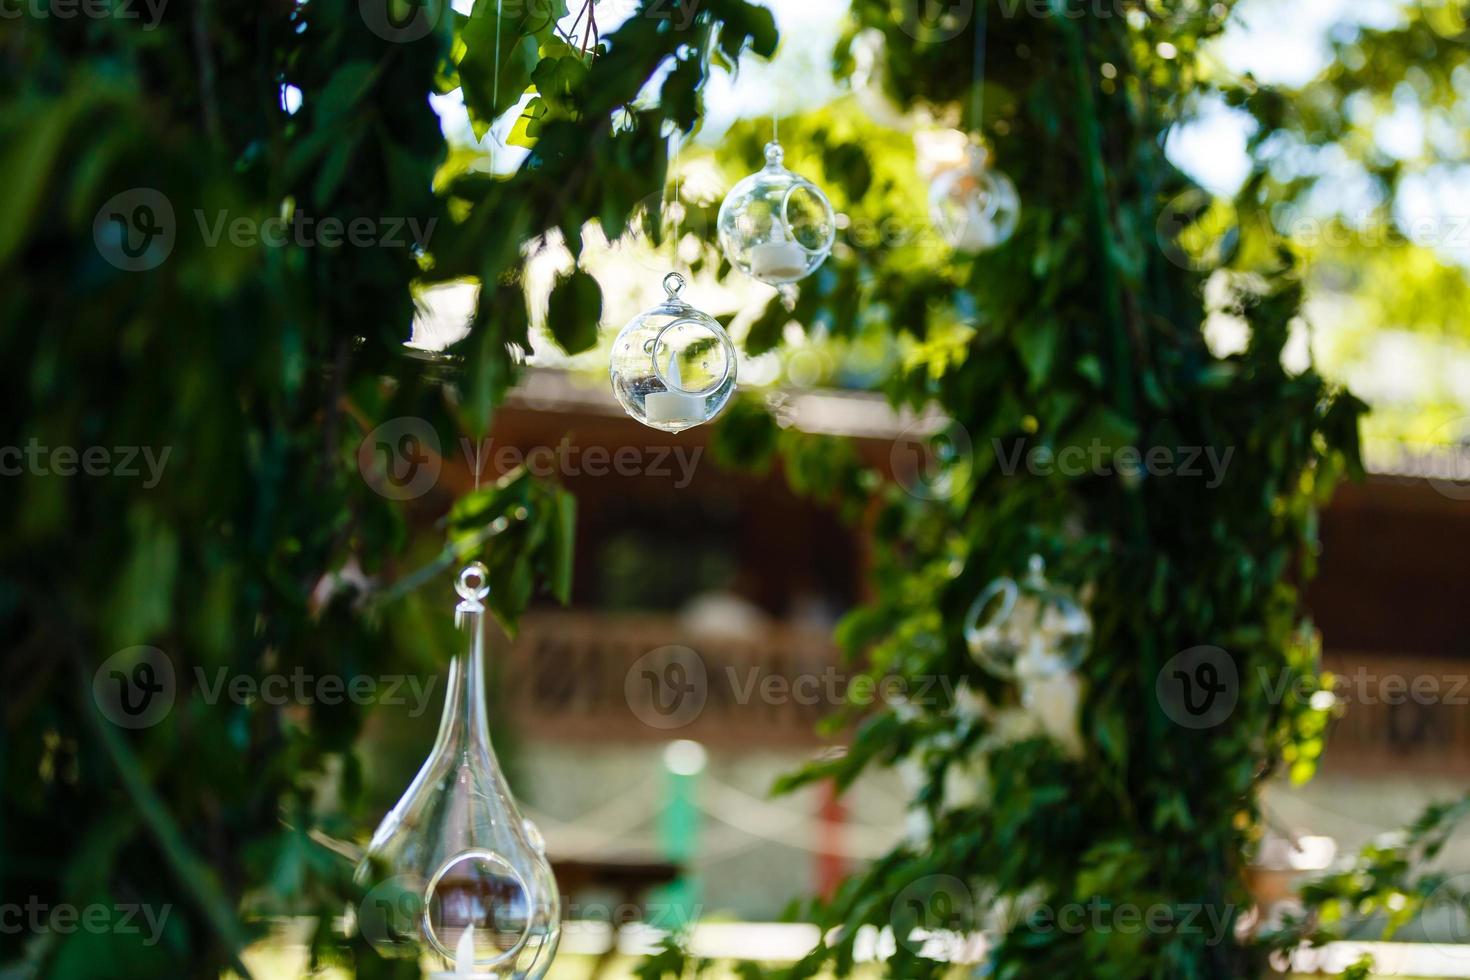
[718,141,836,285]
[963,555,1092,681]
[356,563,560,978]
[609,272,737,433]
[929,143,1020,253]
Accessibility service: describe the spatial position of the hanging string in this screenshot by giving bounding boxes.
[772,112,779,144]
[490,0,505,164]
[970,0,991,135]
[673,129,683,264]
[477,0,504,486]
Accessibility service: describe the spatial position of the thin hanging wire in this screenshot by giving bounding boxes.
[490,0,504,166]
[668,126,685,271]
[673,131,681,246]
[477,0,503,486]
[970,0,991,135]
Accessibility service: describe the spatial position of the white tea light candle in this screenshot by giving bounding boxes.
[430,924,494,979]
[750,227,808,282]
[643,356,705,429]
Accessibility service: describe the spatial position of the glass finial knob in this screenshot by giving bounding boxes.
[456,562,491,603]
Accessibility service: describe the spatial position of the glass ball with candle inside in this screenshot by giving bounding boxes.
[929,141,1020,253]
[609,272,737,433]
[963,555,1092,681]
[718,141,836,285]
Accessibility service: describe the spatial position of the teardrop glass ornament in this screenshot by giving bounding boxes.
[717,140,836,285]
[356,563,560,977]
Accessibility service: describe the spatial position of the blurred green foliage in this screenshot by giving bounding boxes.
[650,1,1366,978]
[7,0,1432,976]
[0,0,774,976]
[1221,1,1470,455]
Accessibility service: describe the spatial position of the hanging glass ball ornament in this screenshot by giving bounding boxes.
[609,272,737,433]
[963,555,1092,681]
[929,143,1020,253]
[717,141,836,285]
[357,564,560,978]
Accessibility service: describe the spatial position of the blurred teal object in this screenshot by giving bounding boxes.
[657,740,707,928]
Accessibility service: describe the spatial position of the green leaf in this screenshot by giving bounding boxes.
[710,397,780,473]
[458,0,570,139]
[507,96,550,148]
[546,269,602,354]
[0,96,77,265]
[1015,318,1061,389]
[744,296,790,356]
[460,281,529,434]
[550,487,576,605]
